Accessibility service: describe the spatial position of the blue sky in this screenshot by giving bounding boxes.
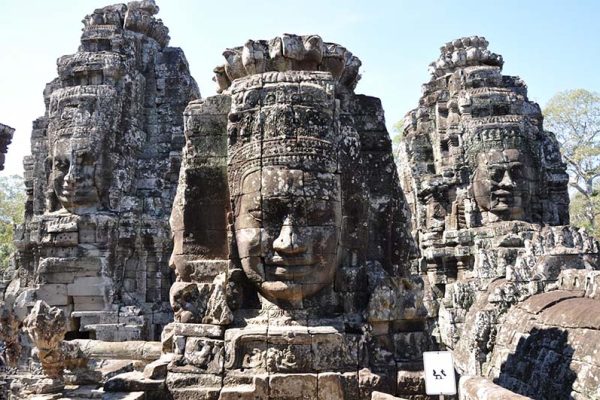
[1,0,599,176]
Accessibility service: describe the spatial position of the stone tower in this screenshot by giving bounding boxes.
[398,36,600,382]
[13,0,199,341]
[163,34,427,399]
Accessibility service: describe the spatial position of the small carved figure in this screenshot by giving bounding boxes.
[23,301,67,380]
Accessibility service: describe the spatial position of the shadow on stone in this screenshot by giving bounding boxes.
[495,327,576,400]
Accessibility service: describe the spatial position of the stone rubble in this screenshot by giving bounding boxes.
[22,300,67,394]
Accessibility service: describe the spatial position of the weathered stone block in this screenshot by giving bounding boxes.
[36,284,69,306]
[67,276,113,297]
[104,371,165,392]
[72,296,109,311]
[166,372,222,400]
[269,373,318,399]
[395,370,425,396]
[143,354,173,379]
[459,376,532,400]
[318,372,345,400]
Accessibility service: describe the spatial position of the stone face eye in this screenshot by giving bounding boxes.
[510,166,522,180]
[490,168,504,182]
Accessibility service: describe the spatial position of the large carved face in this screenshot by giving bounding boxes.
[47,86,118,213]
[234,167,342,306]
[50,136,106,213]
[472,148,533,219]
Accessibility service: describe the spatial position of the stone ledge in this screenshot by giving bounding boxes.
[459,376,532,400]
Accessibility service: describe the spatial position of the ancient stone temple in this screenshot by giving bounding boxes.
[398,36,600,398]
[161,34,427,399]
[0,123,15,171]
[4,3,600,397]
[11,0,199,342]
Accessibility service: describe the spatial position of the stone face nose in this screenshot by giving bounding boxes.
[273,216,307,255]
[499,170,515,188]
[63,165,76,189]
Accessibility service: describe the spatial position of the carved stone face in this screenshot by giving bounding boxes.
[47,86,118,213]
[472,148,533,219]
[50,137,105,213]
[234,167,341,306]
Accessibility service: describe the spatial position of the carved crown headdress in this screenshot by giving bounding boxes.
[463,118,539,165]
[226,71,348,196]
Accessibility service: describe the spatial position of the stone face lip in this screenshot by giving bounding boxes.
[213,34,362,93]
[0,122,15,170]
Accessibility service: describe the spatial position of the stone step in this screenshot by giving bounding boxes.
[104,371,164,393]
[101,392,145,400]
[166,372,222,400]
[219,375,268,400]
[169,387,221,400]
[62,385,104,398]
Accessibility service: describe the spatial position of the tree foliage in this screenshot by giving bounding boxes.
[544,89,600,236]
[0,175,25,272]
[391,120,404,162]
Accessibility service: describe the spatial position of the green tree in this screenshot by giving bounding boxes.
[544,89,600,236]
[0,175,25,272]
[391,120,404,161]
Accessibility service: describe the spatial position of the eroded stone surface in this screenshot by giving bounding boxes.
[398,35,600,398]
[483,271,600,399]
[213,34,361,93]
[11,0,199,342]
[0,123,14,171]
[22,300,67,392]
[165,35,425,399]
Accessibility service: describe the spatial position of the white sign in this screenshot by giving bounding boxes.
[423,351,457,395]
